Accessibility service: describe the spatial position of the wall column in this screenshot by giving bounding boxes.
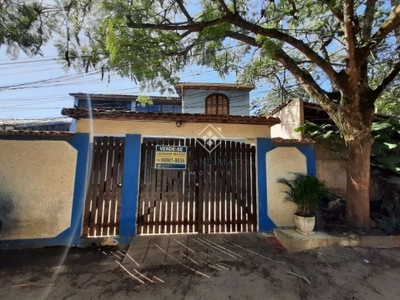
[118,134,141,244]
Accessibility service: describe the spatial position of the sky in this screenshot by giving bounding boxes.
[0,43,270,120]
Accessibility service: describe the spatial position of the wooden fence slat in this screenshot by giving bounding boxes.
[100,137,115,235]
[215,140,221,233]
[94,137,109,236]
[108,138,120,235]
[82,139,98,237]
[209,149,216,233]
[114,138,125,235]
[231,141,238,232]
[251,146,257,231]
[236,142,242,232]
[244,144,251,232]
[188,138,195,233]
[220,141,227,233]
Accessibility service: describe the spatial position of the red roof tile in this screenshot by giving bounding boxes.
[61,108,281,126]
[175,82,254,96]
[271,137,314,144]
[0,130,73,136]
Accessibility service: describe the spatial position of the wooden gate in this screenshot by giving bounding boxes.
[82,136,125,237]
[137,138,257,234]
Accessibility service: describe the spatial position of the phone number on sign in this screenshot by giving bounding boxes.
[158,158,186,164]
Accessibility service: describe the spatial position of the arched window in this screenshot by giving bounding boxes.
[205,93,229,115]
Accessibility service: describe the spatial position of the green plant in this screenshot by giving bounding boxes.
[277,173,333,217]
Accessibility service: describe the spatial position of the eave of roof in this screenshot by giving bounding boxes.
[175,82,254,96]
[61,108,281,126]
[69,93,181,103]
[271,137,314,144]
[0,130,73,136]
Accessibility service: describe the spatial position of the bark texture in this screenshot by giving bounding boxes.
[346,136,374,227]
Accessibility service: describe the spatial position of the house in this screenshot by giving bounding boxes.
[0,83,316,249]
[0,117,72,132]
[70,82,253,116]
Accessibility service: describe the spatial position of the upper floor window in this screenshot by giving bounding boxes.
[205,93,229,115]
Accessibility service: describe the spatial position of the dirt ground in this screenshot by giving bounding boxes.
[1,244,400,300]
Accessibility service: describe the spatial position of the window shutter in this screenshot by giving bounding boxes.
[205,94,229,115]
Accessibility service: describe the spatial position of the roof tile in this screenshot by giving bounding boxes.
[0,130,73,136]
[61,108,281,126]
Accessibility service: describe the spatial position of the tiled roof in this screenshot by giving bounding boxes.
[271,137,314,144]
[61,108,281,126]
[0,130,74,136]
[175,82,254,96]
[0,117,72,126]
[70,93,181,104]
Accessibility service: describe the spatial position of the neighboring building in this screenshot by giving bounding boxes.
[70,93,182,113]
[269,98,390,198]
[269,98,389,140]
[0,117,72,132]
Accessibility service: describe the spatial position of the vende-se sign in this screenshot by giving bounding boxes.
[155,145,187,169]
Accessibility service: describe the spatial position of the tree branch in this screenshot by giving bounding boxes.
[343,0,358,101]
[321,0,344,23]
[272,48,339,123]
[217,0,231,14]
[363,0,377,42]
[371,60,400,101]
[230,15,340,89]
[358,4,400,63]
[125,15,228,31]
[176,0,193,22]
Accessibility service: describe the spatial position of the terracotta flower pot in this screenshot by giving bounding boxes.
[293,214,315,235]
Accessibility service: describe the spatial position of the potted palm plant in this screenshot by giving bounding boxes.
[277,173,332,235]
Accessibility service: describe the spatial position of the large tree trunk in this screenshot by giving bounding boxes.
[345,134,374,227]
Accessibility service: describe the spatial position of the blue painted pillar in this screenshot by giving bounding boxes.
[68,133,90,245]
[298,146,317,176]
[256,138,276,232]
[118,134,141,244]
[256,138,316,232]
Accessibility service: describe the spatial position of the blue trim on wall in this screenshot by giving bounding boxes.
[298,146,317,176]
[256,138,316,233]
[117,134,141,244]
[256,138,276,232]
[0,133,90,249]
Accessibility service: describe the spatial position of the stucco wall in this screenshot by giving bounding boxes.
[271,98,304,139]
[315,142,347,197]
[182,89,250,116]
[266,147,307,226]
[77,119,271,139]
[0,140,77,240]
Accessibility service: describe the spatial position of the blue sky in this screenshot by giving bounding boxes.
[0,43,267,119]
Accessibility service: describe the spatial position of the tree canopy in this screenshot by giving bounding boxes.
[4,0,400,227]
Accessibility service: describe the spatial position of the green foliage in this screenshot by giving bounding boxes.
[0,1,54,57]
[277,173,334,217]
[298,117,400,178]
[136,95,153,106]
[295,121,346,152]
